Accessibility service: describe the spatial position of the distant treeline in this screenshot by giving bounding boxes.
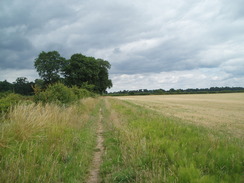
[108,87,244,96]
[1,78,244,96]
[0,78,34,96]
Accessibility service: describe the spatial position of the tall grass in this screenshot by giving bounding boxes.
[0,98,100,182]
[101,98,244,182]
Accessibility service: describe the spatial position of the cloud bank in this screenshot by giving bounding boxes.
[0,0,243,91]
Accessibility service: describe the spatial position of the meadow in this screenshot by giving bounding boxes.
[0,93,243,182]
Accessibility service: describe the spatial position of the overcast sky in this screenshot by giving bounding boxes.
[1,0,244,91]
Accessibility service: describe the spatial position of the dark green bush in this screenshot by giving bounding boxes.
[34,83,94,104]
[34,83,76,104]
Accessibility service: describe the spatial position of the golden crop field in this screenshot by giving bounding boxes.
[115,93,244,138]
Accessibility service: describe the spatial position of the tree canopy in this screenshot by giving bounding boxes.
[63,54,112,93]
[34,51,65,85]
[34,51,112,94]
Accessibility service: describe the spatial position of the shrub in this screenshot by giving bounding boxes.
[71,86,91,99]
[0,93,23,113]
[34,83,77,104]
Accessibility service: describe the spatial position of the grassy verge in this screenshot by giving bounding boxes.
[101,98,243,182]
[0,98,100,182]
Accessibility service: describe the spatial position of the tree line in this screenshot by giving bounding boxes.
[0,51,113,95]
[108,87,244,96]
[0,78,33,95]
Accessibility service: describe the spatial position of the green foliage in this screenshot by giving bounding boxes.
[178,164,202,182]
[13,77,34,95]
[0,79,34,96]
[34,83,93,104]
[80,82,95,92]
[34,83,76,104]
[63,53,112,94]
[0,80,12,92]
[33,51,112,93]
[0,92,10,99]
[34,51,66,85]
[71,86,92,99]
[0,93,23,113]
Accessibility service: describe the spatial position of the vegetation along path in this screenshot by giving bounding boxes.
[0,96,243,182]
[87,108,104,183]
[99,97,243,182]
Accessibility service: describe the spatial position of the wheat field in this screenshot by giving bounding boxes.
[114,93,244,138]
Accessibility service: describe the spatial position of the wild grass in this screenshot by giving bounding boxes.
[101,98,244,182]
[1,95,243,182]
[0,98,100,182]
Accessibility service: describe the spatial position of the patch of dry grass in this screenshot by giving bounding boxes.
[0,98,100,182]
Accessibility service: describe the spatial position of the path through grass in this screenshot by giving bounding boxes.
[1,96,243,182]
[87,108,104,183]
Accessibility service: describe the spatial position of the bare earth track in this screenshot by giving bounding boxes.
[87,108,104,183]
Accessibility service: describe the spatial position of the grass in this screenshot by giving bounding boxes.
[115,93,244,138]
[100,98,244,182]
[0,98,100,182]
[1,94,243,182]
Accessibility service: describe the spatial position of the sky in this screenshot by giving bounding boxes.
[1,0,244,92]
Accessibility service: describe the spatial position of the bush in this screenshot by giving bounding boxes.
[71,86,91,99]
[34,83,94,104]
[34,83,76,104]
[0,93,23,113]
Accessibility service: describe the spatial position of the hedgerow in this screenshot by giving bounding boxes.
[34,83,93,104]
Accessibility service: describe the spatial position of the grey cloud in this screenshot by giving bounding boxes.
[0,0,243,90]
[0,0,77,70]
[110,37,213,74]
[0,36,31,51]
[0,49,36,70]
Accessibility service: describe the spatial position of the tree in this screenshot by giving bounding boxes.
[34,51,65,86]
[94,59,112,93]
[13,77,34,95]
[0,80,13,92]
[63,54,112,94]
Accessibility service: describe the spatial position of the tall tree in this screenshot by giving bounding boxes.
[34,51,65,85]
[95,59,112,93]
[63,54,112,94]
